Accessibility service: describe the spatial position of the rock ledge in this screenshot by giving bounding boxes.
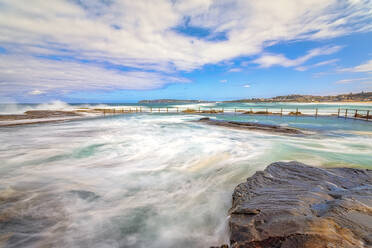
[228,161,372,248]
[198,118,304,135]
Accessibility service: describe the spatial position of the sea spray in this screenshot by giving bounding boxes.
[0,113,371,247]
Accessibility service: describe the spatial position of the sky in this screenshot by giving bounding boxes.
[0,0,372,103]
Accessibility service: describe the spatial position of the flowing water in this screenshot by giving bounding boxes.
[0,102,372,248]
[1,101,372,115]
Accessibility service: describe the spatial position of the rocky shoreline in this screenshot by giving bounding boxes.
[0,110,84,127]
[216,161,372,248]
[0,110,109,127]
[198,118,305,135]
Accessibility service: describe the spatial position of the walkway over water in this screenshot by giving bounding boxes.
[93,107,371,122]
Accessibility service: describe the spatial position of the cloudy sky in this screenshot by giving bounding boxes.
[0,0,372,102]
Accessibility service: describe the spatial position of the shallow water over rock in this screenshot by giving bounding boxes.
[0,114,371,247]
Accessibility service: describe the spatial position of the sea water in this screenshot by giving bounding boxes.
[0,103,372,247]
[1,101,372,115]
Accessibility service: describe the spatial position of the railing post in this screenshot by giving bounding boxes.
[166,107,168,113]
[315,108,318,118]
[158,108,160,113]
[366,110,370,121]
[222,108,224,113]
[140,107,142,112]
[355,109,358,118]
[337,108,340,118]
[199,107,200,113]
[296,108,298,116]
[280,108,283,116]
[266,108,268,114]
[345,109,348,119]
[177,107,179,113]
[150,107,152,113]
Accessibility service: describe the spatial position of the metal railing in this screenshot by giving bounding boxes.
[338,108,370,121]
[87,107,371,121]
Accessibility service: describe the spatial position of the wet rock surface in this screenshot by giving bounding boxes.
[0,110,83,127]
[0,110,80,121]
[198,118,304,135]
[229,161,372,248]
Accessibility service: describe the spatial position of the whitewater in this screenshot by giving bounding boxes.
[0,102,372,247]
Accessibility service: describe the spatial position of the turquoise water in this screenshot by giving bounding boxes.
[1,101,371,115]
[216,114,372,132]
[0,105,372,247]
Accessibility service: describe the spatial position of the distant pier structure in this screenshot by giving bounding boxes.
[90,106,371,122]
[338,108,370,121]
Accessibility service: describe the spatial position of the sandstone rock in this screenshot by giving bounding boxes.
[229,161,372,248]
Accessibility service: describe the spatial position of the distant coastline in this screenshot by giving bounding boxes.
[138,99,212,104]
[139,91,372,104]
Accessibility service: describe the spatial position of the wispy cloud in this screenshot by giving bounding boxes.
[0,54,189,97]
[28,90,45,95]
[220,79,227,83]
[295,59,339,71]
[335,77,372,84]
[340,59,372,73]
[228,68,242,72]
[243,84,251,88]
[253,46,342,68]
[0,0,371,97]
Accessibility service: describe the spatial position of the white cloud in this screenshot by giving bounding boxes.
[295,59,339,71]
[340,59,372,73]
[0,0,371,96]
[335,77,372,84]
[243,84,251,88]
[0,54,189,97]
[253,46,342,68]
[220,79,227,83]
[228,68,242,72]
[29,90,45,95]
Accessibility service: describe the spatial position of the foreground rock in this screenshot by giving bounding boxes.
[198,118,304,135]
[229,161,372,248]
[0,110,80,121]
[0,110,82,127]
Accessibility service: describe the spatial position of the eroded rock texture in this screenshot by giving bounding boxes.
[229,161,372,248]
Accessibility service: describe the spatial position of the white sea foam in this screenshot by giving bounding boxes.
[0,100,76,114]
[0,113,371,247]
[1,101,371,116]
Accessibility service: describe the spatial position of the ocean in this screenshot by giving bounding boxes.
[0,102,371,247]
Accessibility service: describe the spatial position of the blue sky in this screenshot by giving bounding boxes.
[0,0,372,103]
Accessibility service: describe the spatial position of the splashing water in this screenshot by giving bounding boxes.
[0,113,371,247]
[1,101,371,116]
